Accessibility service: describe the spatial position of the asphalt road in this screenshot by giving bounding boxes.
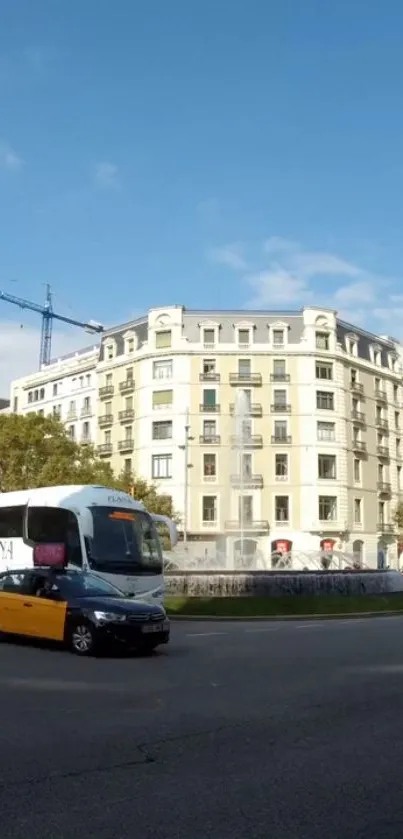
[1,616,403,838]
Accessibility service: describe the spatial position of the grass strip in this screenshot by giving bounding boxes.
[165,593,403,618]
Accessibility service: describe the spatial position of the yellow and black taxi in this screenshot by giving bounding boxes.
[0,566,170,656]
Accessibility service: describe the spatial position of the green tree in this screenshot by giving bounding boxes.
[394,501,403,537]
[0,413,114,491]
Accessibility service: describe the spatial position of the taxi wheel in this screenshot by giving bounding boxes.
[68,621,97,656]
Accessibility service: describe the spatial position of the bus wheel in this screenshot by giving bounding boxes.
[69,621,96,656]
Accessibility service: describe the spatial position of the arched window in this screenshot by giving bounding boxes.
[352,539,364,567]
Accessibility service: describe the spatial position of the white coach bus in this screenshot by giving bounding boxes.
[0,485,178,606]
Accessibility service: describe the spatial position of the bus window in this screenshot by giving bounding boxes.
[0,506,24,538]
[27,507,82,568]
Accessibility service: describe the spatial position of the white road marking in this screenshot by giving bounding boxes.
[186,631,228,638]
[245,626,281,633]
[295,623,323,630]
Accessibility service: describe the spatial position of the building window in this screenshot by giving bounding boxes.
[124,458,132,475]
[275,453,288,479]
[203,328,215,347]
[152,420,173,440]
[316,391,334,410]
[317,421,335,441]
[316,331,329,350]
[202,496,217,523]
[155,330,172,350]
[354,459,361,483]
[315,361,333,380]
[395,411,400,430]
[318,454,336,479]
[127,337,134,354]
[241,453,252,477]
[272,359,287,381]
[398,465,402,491]
[238,329,250,347]
[153,359,173,379]
[27,392,33,403]
[378,500,385,524]
[202,389,217,409]
[272,329,284,347]
[68,425,75,439]
[106,373,112,386]
[275,496,289,522]
[82,422,90,441]
[202,358,217,378]
[374,350,381,366]
[238,358,251,377]
[53,383,58,396]
[203,453,216,477]
[274,420,288,441]
[318,496,337,521]
[203,420,217,440]
[104,430,111,444]
[397,438,401,458]
[354,499,362,524]
[105,401,112,418]
[273,389,287,408]
[152,390,173,409]
[106,344,114,360]
[152,454,172,479]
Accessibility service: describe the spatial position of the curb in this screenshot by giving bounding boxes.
[168,610,403,622]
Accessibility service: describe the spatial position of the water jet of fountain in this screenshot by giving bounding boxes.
[233,390,251,569]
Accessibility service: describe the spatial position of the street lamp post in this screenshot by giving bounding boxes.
[179,409,193,550]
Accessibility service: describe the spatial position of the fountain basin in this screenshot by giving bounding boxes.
[164,570,403,598]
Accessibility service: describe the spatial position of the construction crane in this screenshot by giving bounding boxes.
[0,283,104,368]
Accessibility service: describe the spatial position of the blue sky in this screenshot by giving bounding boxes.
[1,0,403,388]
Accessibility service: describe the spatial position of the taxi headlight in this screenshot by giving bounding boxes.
[93,611,127,623]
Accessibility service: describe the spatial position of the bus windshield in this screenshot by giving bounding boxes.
[86,507,163,574]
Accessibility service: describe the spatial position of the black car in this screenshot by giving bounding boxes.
[0,568,170,656]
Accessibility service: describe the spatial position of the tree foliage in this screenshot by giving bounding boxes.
[0,414,178,525]
[394,501,403,534]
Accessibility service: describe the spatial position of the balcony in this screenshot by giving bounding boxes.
[377,444,390,458]
[99,385,114,398]
[350,381,364,395]
[230,474,264,488]
[229,402,262,417]
[119,379,135,394]
[271,403,291,413]
[66,410,77,421]
[98,413,113,427]
[229,372,262,386]
[80,437,92,445]
[351,409,365,424]
[270,372,290,382]
[200,403,220,413]
[375,387,387,402]
[199,372,220,382]
[118,439,134,452]
[81,407,92,418]
[230,434,263,449]
[352,440,367,454]
[375,417,389,431]
[98,443,113,455]
[377,481,392,495]
[119,409,135,422]
[224,520,269,532]
[271,434,292,444]
[377,522,395,534]
[199,434,221,444]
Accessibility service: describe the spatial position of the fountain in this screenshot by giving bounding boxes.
[163,390,403,597]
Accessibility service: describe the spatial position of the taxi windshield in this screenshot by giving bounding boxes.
[86,507,163,575]
[57,572,124,599]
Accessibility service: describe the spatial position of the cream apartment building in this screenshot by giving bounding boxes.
[95,305,403,569]
[10,345,99,445]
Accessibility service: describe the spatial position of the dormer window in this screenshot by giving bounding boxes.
[238,329,250,347]
[127,337,134,354]
[155,330,172,350]
[316,331,329,350]
[272,329,284,347]
[203,328,215,348]
[106,343,114,360]
[370,343,382,366]
[345,333,358,356]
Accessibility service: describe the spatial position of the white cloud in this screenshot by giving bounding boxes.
[247,268,310,307]
[208,242,248,271]
[0,323,95,397]
[0,142,24,171]
[93,161,119,188]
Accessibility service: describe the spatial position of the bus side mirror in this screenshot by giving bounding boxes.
[33,543,67,568]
